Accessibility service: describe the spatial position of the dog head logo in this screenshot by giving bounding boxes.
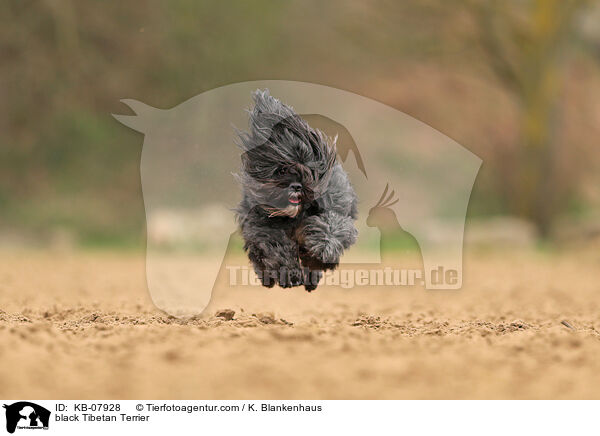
[3,402,50,434]
[114,80,481,317]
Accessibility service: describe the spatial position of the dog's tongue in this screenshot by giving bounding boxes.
[289,197,300,204]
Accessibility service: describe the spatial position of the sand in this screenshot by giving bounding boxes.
[0,249,599,399]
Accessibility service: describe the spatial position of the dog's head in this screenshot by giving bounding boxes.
[237,89,337,218]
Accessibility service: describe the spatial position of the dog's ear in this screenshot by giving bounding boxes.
[251,88,271,111]
[251,88,282,119]
[250,89,298,126]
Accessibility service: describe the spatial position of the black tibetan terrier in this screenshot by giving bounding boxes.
[235,89,358,291]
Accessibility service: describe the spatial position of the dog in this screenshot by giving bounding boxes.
[235,89,358,291]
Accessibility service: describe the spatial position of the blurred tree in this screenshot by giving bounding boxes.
[3,0,600,245]
[470,0,591,236]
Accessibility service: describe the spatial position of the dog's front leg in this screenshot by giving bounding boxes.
[242,227,304,288]
[297,211,358,268]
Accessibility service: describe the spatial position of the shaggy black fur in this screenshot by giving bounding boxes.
[235,89,358,291]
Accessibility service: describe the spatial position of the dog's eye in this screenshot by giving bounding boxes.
[276,167,287,176]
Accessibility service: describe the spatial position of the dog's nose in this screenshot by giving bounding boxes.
[289,182,302,192]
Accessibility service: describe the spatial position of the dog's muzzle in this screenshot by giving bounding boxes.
[288,191,301,204]
[288,182,302,204]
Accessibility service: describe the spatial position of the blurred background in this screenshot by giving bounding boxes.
[3,0,600,251]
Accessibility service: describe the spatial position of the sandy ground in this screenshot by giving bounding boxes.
[0,249,599,399]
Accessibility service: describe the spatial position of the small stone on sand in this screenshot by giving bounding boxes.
[215,309,235,321]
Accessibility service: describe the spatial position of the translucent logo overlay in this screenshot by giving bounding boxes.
[114,81,482,317]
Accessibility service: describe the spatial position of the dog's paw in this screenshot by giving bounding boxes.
[278,267,304,288]
[316,240,343,264]
[301,236,342,265]
[298,213,357,264]
[301,231,343,264]
[259,270,277,288]
[303,270,322,292]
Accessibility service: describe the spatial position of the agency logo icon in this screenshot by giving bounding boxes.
[3,402,50,434]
